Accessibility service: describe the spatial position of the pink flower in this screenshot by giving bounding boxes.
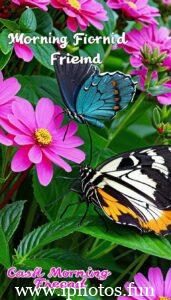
[14,42,34,62]
[0,72,21,146]
[12,0,50,11]
[1,98,85,186]
[118,267,171,299]
[107,0,160,25]
[120,25,171,70]
[157,82,171,105]
[51,0,108,32]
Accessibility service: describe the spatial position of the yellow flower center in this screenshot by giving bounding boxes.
[35,128,52,146]
[125,1,137,9]
[67,0,81,10]
[159,298,171,300]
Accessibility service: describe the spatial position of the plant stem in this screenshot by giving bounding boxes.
[107,92,146,148]
[103,44,113,63]
[23,200,37,236]
[128,254,149,282]
[112,253,145,287]
[0,171,28,209]
[0,277,11,299]
[145,69,153,89]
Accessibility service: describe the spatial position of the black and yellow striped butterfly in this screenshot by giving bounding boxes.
[79,146,171,235]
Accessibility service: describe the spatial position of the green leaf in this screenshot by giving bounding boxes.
[153,107,161,128]
[16,217,91,262]
[32,171,59,221]
[99,0,117,35]
[0,18,19,31]
[0,50,12,70]
[15,75,62,104]
[79,217,171,260]
[34,9,53,35]
[148,85,171,96]
[84,43,105,61]
[19,8,37,33]
[0,225,10,268]
[17,245,121,273]
[28,32,56,71]
[0,29,13,54]
[0,201,25,241]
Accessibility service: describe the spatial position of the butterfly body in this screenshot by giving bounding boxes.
[79,146,171,235]
[54,54,136,127]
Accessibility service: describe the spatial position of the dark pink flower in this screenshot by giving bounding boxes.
[118,267,171,299]
[0,72,21,146]
[51,0,108,32]
[107,0,160,25]
[12,0,50,11]
[120,25,171,70]
[14,42,34,62]
[1,98,85,186]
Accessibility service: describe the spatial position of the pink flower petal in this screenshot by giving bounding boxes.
[12,99,36,131]
[148,267,164,296]
[54,148,86,164]
[42,148,72,172]
[57,121,78,138]
[36,155,53,186]
[29,145,42,164]
[157,94,171,105]
[11,147,32,172]
[165,268,171,297]
[36,98,55,128]
[8,114,32,135]
[14,42,34,62]
[0,78,21,104]
[0,130,13,146]
[67,17,78,32]
[14,135,34,145]
[53,136,84,148]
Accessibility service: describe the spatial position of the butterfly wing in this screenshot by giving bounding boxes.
[54,53,97,114]
[76,72,136,127]
[94,146,171,235]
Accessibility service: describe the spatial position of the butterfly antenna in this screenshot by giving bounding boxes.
[85,122,93,165]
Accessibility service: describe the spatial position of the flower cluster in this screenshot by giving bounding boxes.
[120,25,171,105]
[0,73,85,186]
[50,0,108,32]
[10,0,108,32]
[107,0,160,26]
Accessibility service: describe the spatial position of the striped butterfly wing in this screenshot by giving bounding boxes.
[95,146,171,235]
[76,72,136,128]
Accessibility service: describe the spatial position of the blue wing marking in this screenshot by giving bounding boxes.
[76,71,136,127]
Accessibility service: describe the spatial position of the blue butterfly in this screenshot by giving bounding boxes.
[54,54,136,128]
